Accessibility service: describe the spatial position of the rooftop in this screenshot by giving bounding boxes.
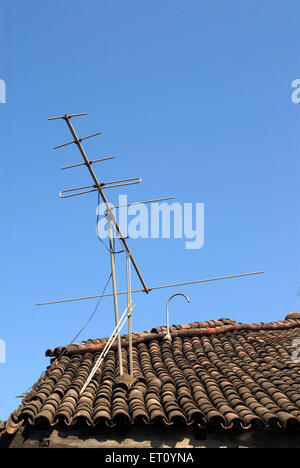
[3,313,300,435]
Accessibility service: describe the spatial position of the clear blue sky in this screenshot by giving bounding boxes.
[0,0,299,420]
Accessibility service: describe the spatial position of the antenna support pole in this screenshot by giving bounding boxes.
[108,216,124,377]
[127,252,133,377]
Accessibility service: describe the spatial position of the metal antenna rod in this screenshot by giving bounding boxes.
[113,196,174,209]
[36,271,264,306]
[51,114,148,294]
[127,252,133,377]
[108,216,123,377]
[61,156,116,170]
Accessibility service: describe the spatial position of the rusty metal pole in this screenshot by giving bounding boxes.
[108,215,124,377]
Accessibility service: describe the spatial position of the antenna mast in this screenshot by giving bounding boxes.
[48,113,175,380]
[45,112,264,385]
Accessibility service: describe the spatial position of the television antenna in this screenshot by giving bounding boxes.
[40,112,264,385]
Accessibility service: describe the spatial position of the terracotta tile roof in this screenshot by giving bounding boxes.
[4,315,300,434]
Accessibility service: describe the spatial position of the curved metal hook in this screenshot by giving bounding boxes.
[166,293,190,340]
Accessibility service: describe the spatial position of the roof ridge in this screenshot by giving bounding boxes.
[45,317,300,358]
[46,317,235,357]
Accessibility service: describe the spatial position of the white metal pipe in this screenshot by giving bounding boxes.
[108,218,124,377]
[127,253,133,377]
[80,306,130,394]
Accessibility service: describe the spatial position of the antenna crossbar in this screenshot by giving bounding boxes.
[59,185,97,199]
[53,132,102,150]
[61,157,115,170]
[36,271,264,306]
[59,178,142,199]
[48,113,88,121]
[113,196,174,209]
